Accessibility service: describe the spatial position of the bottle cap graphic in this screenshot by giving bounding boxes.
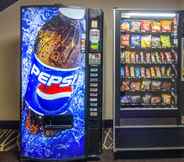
[59,7,85,19]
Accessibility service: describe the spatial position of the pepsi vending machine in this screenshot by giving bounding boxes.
[20,6,103,161]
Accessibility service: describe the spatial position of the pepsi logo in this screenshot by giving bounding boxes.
[36,83,73,100]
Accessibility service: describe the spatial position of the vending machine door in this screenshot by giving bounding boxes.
[20,6,87,161]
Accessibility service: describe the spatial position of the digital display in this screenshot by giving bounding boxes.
[21,6,86,160]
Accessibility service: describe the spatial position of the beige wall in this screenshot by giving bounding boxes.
[0,0,180,120]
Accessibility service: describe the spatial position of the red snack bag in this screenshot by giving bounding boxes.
[121,34,130,47]
[125,65,130,77]
[141,20,151,32]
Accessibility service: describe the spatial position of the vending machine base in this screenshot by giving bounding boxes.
[114,150,184,160]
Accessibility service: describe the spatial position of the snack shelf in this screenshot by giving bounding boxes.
[120,47,177,51]
[120,30,176,36]
[120,107,178,111]
[121,62,176,65]
[120,90,176,93]
[121,76,176,80]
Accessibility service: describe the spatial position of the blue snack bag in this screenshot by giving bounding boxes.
[131,34,141,48]
[135,66,141,78]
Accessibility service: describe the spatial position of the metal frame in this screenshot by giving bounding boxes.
[113,8,184,154]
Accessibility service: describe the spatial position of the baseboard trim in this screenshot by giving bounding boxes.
[0,121,19,129]
[0,119,113,129]
[103,119,113,128]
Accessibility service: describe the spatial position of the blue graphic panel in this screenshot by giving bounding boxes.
[21,7,86,160]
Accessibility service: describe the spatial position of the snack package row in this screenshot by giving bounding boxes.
[120,20,174,33]
[121,51,177,64]
[120,93,175,105]
[121,80,173,92]
[121,65,176,78]
[120,34,172,48]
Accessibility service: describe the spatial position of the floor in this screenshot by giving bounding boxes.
[2,151,184,162]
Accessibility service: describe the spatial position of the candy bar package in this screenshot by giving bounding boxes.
[161,66,166,77]
[120,66,125,77]
[131,96,142,104]
[130,51,136,63]
[120,20,130,31]
[143,95,151,104]
[121,52,125,63]
[141,80,151,90]
[165,52,172,62]
[135,67,141,78]
[154,52,160,63]
[125,51,131,63]
[121,34,130,47]
[130,66,135,77]
[121,96,131,104]
[146,68,151,78]
[145,52,151,63]
[160,35,171,48]
[152,36,161,48]
[131,34,141,48]
[130,81,141,91]
[130,21,141,32]
[161,81,172,90]
[166,67,172,77]
[125,65,130,77]
[150,67,156,77]
[135,52,140,63]
[140,52,144,63]
[160,20,172,32]
[141,67,146,77]
[151,81,161,90]
[160,52,166,62]
[141,35,151,48]
[162,94,172,105]
[151,53,156,63]
[151,21,161,32]
[121,81,130,91]
[155,67,162,77]
[141,20,151,32]
[151,96,161,104]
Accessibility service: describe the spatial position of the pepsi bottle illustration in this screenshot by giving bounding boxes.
[21,7,86,160]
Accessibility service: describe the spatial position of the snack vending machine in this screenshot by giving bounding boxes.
[20,6,103,161]
[113,9,184,158]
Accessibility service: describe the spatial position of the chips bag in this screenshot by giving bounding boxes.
[162,94,172,105]
[160,20,172,32]
[131,21,141,32]
[121,34,130,47]
[120,20,130,31]
[131,34,141,48]
[160,35,171,48]
[151,21,161,32]
[141,20,151,32]
[152,36,161,48]
[141,35,151,48]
